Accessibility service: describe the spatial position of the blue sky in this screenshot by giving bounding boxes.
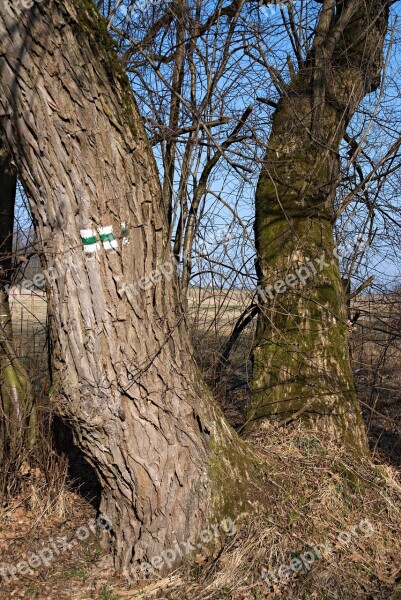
[14,0,401,293]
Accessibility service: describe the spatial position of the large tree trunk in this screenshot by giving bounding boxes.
[0,0,255,574]
[0,144,36,492]
[250,0,389,452]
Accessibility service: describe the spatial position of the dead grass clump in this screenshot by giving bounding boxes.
[27,454,74,524]
[115,422,401,600]
[0,454,75,538]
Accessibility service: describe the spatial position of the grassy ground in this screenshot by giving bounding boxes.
[2,423,401,599]
[122,422,401,599]
[1,287,400,599]
[0,484,115,599]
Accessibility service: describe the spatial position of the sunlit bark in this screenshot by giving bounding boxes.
[250,0,389,453]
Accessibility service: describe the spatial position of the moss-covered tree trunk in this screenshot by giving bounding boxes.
[250,0,389,452]
[0,144,36,491]
[0,0,255,575]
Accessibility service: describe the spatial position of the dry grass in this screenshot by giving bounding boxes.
[107,422,401,600]
[3,422,401,598]
[3,288,401,599]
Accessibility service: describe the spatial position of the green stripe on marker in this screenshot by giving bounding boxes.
[81,236,98,245]
[99,233,116,243]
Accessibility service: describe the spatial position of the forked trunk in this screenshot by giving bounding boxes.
[0,0,255,574]
[250,0,389,453]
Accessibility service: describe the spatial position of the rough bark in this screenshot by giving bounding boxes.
[0,0,255,573]
[0,144,36,490]
[250,0,389,452]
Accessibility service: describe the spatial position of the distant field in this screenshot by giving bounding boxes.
[8,285,395,342]
[9,288,48,370]
[7,285,401,465]
[187,286,254,334]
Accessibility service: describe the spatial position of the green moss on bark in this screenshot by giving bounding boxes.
[208,417,256,520]
[251,84,368,454]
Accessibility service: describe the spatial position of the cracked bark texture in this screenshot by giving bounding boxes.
[250,0,389,453]
[0,0,254,572]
